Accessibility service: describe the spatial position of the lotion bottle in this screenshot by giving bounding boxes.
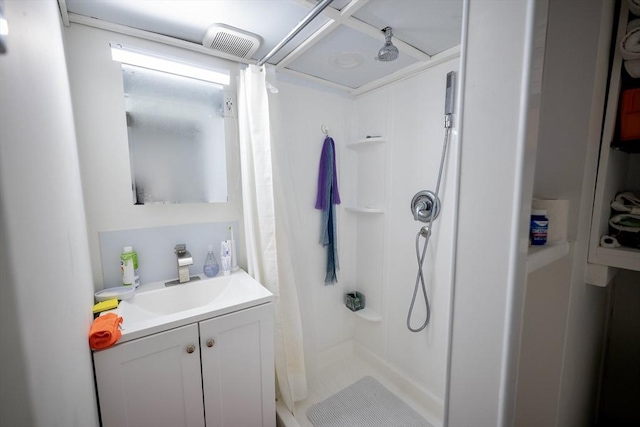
[203,245,220,277]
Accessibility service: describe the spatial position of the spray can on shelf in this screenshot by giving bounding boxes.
[121,246,141,289]
[530,210,548,246]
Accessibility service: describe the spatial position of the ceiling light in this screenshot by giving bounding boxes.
[329,52,365,69]
[0,18,8,36]
[110,43,230,85]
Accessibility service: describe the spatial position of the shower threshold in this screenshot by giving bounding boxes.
[275,340,443,427]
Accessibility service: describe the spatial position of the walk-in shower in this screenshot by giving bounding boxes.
[408,71,456,332]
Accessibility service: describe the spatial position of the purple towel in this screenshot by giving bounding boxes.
[315,136,340,285]
[315,137,341,209]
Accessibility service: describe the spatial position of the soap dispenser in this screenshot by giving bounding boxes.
[203,245,220,277]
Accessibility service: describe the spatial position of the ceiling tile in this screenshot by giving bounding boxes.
[66,0,330,61]
[286,25,417,88]
[353,0,463,55]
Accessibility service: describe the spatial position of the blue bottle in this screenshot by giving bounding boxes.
[203,245,220,277]
[530,209,548,245]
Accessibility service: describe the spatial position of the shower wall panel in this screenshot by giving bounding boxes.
[352,59,459,401]
[276,57,458,403]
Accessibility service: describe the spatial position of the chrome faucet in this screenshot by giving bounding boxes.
[174,244,193,284]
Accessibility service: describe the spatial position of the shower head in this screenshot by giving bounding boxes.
[377,27,399,62]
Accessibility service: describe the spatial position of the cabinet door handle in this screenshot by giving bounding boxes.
[206,339,215,348]
[186,345,196,354]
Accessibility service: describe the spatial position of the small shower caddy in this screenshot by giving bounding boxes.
[345,291,365,312]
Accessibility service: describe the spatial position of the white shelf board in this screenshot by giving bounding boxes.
[345,206,384,214]
[344,306,382,322]
[526,241,571,274]
[594,246,640,271]
[346,137,386,150]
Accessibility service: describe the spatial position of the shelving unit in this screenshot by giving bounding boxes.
[344,306,382,322]
[343,132,388,323]
[344,206,384,214]
[346,137,386,150]
[526,241,571,274]
[587,0,640,285]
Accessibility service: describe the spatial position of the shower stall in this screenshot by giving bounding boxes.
[273,58,460,427]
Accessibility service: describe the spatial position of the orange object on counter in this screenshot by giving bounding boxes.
[620,88,640,141]
[89,313,123,350]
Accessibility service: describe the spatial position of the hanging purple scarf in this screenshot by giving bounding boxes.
[315,136,341,285]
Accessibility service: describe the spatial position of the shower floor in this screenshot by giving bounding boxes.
[276,341,443,427]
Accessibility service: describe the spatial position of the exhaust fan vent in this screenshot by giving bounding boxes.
[202,24,261,59]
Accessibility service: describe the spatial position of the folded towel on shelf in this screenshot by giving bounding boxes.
[625,59,640,78]
[611,191,640,215]
[629,19,640,32]
[620,27,640,60]
[629,0,640,17]
[89,313,123,350]
[609,213,640,232]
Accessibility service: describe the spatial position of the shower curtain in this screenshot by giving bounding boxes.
[237,64,307,413]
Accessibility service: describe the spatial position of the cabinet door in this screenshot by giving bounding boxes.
[200,303,275,427]
[93,324,204,427]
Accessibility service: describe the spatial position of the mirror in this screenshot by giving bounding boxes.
[121,64,228,204]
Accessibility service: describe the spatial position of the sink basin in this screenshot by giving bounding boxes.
[132,276,234,315]
[104,269,273,344]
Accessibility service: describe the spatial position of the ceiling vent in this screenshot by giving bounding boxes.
[202,24,261,59]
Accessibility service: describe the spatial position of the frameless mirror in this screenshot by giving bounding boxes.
[121,64,228,204]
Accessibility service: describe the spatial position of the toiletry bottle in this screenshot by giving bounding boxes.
[203,245,220,277]
[229,226,239,272]
[530,209,548,245]
[121,246,141,289]
[220,240,232,276]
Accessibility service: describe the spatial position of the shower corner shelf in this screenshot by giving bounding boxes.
[345,206,384,214]
[346,137,386,150]
[345,306,382,322]
[526,241,571,274]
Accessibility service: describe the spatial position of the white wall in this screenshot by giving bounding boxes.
[275,57,459,406]
[549,1,611,425]
[516,1,611,426]
[0,1,99,426]
[63,23,245,289]
[274,78,355,373]
[351,60,459,401]
[448,1,538,425]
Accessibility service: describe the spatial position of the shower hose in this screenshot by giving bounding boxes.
[407,127,452,333]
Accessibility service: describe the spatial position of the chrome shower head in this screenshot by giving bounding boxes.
[377,27,399,62]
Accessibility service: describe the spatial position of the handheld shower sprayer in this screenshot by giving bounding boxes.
[444,71,456,128]
[406,71,456,333]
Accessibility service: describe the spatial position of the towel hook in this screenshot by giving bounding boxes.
[321,124,329,136]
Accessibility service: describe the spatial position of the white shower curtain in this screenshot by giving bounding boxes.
[237,64,307,414]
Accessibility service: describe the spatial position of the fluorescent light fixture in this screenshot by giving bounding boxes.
[110,43,230,85]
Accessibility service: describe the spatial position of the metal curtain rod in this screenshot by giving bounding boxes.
[257,0,335,66]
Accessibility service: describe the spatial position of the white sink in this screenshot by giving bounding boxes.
[104,269,273,344]
[132,276,235,315]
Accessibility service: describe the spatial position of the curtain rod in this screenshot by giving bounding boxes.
[257,0,334,66]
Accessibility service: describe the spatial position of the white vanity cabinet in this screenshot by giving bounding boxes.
[93,303,275,427]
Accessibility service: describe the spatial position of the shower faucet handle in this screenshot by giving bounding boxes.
[411,190,440,223]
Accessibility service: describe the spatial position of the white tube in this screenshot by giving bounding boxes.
[221,240,232,275]
[229,226,239,271]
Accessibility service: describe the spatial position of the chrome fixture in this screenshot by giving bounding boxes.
[411,190,440,223]
[166,244,200,286]
[407,71,456,333]
[257,0,334,66]
[376,27,399,62]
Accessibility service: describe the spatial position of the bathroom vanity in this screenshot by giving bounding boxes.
[92,270,275,427]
